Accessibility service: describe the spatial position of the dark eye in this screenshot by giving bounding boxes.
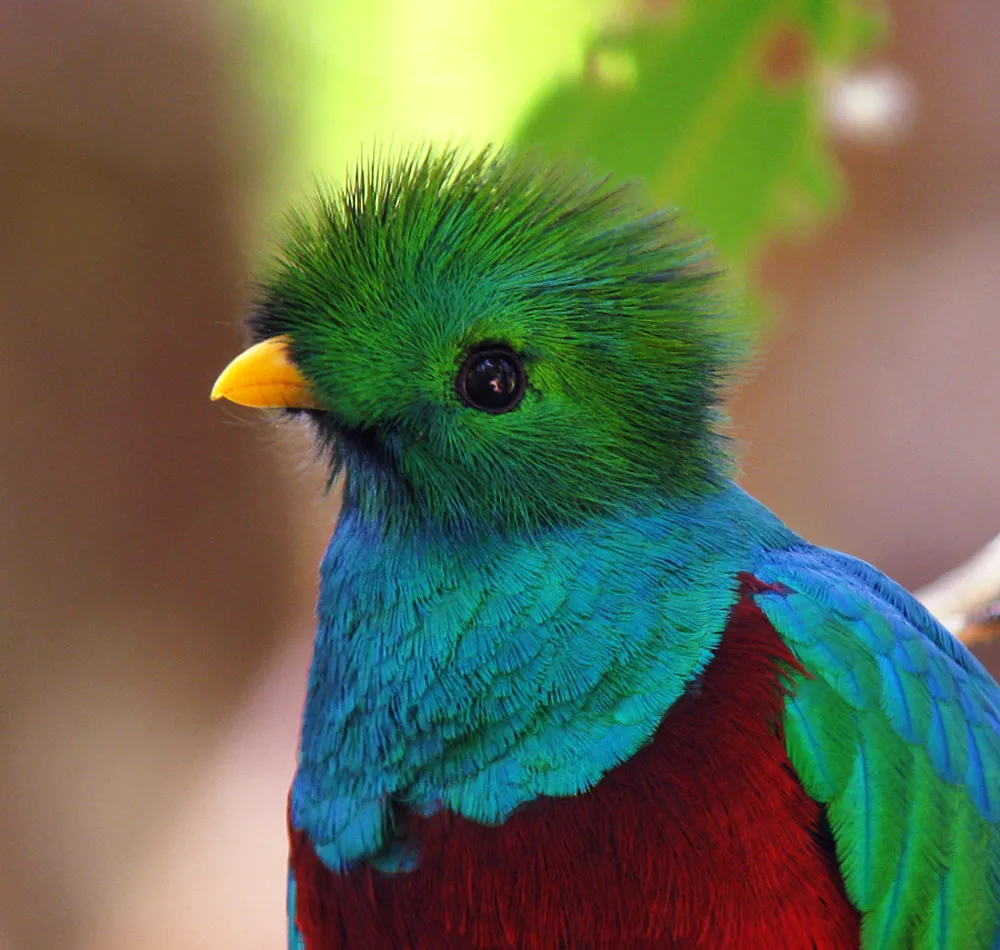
[456,345,526,414]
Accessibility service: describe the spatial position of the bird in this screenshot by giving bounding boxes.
[211,147,1000,949]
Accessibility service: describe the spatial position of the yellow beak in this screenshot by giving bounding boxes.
[210,335,322,409]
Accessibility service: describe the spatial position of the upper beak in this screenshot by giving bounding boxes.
[210,335,322,410]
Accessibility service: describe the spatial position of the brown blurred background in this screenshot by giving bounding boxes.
[0,3,997,949]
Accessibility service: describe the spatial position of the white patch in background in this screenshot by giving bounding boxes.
[825,67,917,144]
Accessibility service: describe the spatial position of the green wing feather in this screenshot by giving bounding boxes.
[751,545,1000,949]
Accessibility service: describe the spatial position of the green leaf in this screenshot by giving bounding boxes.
[514,0,885,282]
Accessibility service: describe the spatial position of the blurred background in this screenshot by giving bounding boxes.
[1,1,997,948]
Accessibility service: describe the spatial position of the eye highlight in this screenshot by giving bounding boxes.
[456,345,526,414]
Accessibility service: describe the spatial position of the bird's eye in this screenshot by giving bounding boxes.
[456,345,526,414]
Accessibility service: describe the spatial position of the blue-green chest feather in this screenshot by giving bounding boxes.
[290,483,795,870]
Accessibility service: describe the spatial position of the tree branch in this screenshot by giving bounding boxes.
[916,534,1000,646]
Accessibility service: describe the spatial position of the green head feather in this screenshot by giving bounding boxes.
[250,146,740,533]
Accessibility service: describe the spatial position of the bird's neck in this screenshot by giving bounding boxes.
[291,482,796,871]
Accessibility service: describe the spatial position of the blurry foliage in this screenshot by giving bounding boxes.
[517,0,884,285]
[242,0,615,203]
[243,0,884,296]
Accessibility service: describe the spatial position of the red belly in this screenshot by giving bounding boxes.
[289,585,860,949]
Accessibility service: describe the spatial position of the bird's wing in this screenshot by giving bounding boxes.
[749,544,1000,949]
[288,864,306,950]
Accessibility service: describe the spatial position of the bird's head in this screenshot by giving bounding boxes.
[213,148,739,534]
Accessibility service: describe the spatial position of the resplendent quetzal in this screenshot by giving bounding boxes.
[212,148,1000,949]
